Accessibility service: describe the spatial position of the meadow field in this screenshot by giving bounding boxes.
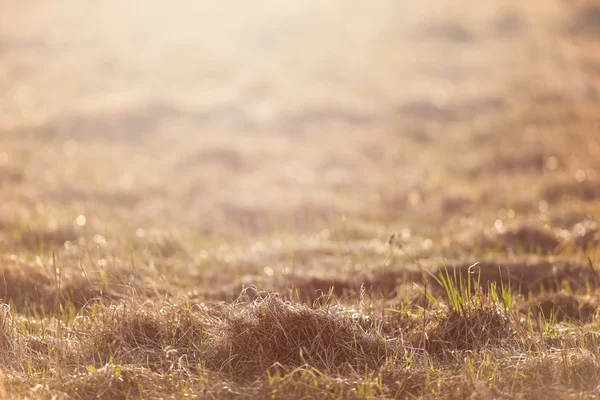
[1,0,600,398]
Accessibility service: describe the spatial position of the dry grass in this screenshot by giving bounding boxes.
[204,294,391,379]
[2,0,600,398]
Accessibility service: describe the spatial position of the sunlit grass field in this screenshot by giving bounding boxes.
[1,0,600,398]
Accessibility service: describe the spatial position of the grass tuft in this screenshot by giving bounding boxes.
[426,266,517,354]
[204,294,393,379]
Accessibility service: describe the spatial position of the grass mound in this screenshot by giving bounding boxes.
[426,267,518,354]
[205,294,393,379]
[427,306,515,354]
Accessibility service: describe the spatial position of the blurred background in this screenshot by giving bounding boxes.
[2,4,600,398]
[0,0,599,273]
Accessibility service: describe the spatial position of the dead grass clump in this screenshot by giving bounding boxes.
[205,294,392,379]
[426,305,516,354]
[425,268,518,354]
[77,302,207,370]
[527,291,599,322]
